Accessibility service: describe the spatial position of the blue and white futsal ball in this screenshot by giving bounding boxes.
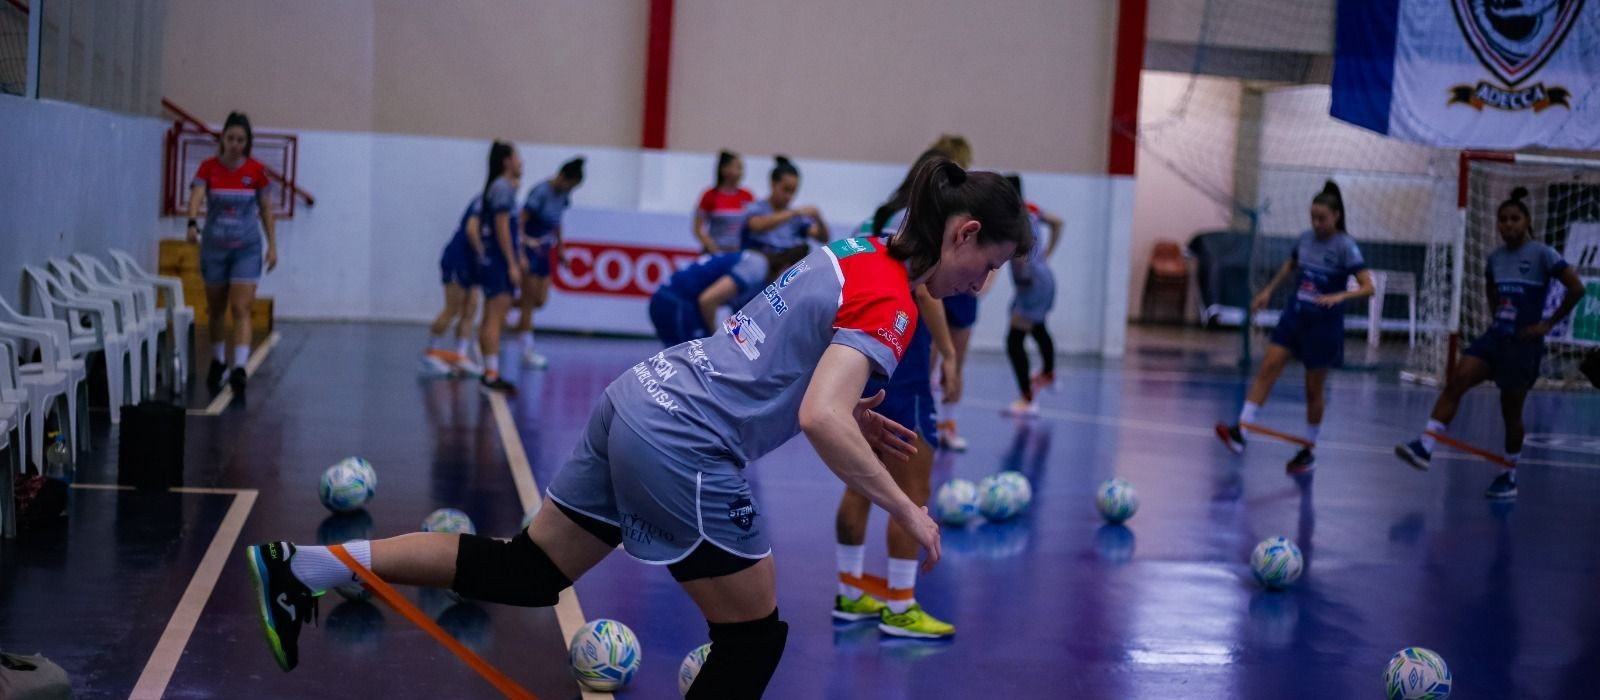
[977,471,1032,521]
[1250,536,1304,589]
[421,508,476,535]
[677,643,712,697]
[1095,478,1139,524]
[934,479,980,526]
[1384,647,1452,700]
[569,619,641,691]
[319,457,376,513]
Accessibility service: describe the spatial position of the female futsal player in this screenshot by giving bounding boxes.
[743,156,829,252]
[648,245,810,347]
[1004,175,1063,416]
[473,140,523,393]
[1395,187,1585,498]
[420,193,485,377]
[245,158,1030,698]
[1216,181,1374,473]
[694,150,756,253]
[511,157,584,370]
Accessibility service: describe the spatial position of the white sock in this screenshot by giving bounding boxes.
[1420,419,1447,452]
[1304,423,1321,446]
[886,557,918,614]
[485,355,499,376]
[429,335,447,351]
[456,337,472,357]
[233,345,250,369]
[288,541,370,594]
[1238,402,1260,436]
[836,544,865,598]
[520,331,534,348]
[212,342,225,363]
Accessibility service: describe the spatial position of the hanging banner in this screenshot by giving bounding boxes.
[1332,0,1600,149]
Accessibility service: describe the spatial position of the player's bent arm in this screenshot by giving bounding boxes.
[697,277,740,333]
[800,345,920,521]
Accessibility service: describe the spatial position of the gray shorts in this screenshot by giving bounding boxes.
[1011,268,1056,323]
[200,240,264,285]
[546,394,771,565]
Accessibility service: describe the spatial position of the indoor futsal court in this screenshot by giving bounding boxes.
[3,1,1600,699]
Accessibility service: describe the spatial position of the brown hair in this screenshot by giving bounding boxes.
[887,157,1032,278]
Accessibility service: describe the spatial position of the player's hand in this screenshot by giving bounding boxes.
[557,246,569,270]
[265,245,278,272]
[1518,321,1553,338]
[1313,293,1344,308]
[185,223,199,244]
[508,265,523,288]
[939,355,962,404]
[892,505,942,573]
[795,205,821,220]
[854,390,918,462]
[1250,291,1271,313]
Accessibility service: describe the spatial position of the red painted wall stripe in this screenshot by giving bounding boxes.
[1107,0,1148,176]
[641,0,675,149]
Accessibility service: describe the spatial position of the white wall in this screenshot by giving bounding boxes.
[0,95,166,306]
[158,130,1131,355]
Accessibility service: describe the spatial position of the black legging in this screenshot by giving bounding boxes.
[1007,324,1055,399]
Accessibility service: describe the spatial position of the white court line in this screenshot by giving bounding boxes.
[963,398,1598,470]
[487,392,607,700]
[190,332,281,416]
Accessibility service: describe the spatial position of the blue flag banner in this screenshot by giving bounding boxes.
[1333,0,1600,149]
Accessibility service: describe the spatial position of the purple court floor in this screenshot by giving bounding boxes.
[3,322,1598,699]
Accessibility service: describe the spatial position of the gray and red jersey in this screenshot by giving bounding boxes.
[192,157,271,250]
[607,237,919,465]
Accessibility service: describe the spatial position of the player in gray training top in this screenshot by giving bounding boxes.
[1396,186,1585,499]
[243,158,1031,699]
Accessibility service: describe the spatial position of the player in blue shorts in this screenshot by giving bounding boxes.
[244,159,1031,697]
[473,140,523,393]
[649,246,809,346]
[833,154,960,639]
[421,195,485,377]
[1396,187,1585,498]
[1003,175,1064,416]
[512,157,583,370]
[1216,182,1374,473]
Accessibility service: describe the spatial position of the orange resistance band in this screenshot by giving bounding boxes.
[840,573,916,601]
[1425,431,1515,469]
[1239,422,1314,448]
[328,544,541,700]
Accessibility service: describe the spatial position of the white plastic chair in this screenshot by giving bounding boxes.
[74,254,167,391]
[0,313,79,470]
[0,339,20,538]
[23,264,135,425]
[108,249,194,392]
[49,258,155,400]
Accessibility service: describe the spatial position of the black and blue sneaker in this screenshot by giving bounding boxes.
[1484,473,1518,500]
[244,542,318,671]
[1394,440,1431,471]
[1285,447,1315,474]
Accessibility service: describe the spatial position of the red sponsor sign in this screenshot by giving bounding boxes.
[553,240,703,298]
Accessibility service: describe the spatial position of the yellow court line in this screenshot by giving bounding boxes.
[190,331,281,416]
[486,391,607,700]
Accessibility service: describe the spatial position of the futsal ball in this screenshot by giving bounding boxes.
[1095,478,1139,524]
[934,479,980,526]
[421,508,476,535]
[1384,647,1452,700]
[319,458,376,513]
[677,643,711,697]
[977,471,1032,521]
[568,619,641,691]
[1250,536,1304,589]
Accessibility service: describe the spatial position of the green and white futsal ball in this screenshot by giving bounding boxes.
[934,478,980,525]
[421,508,476,535]
[319,457,376,513]
[1384,647,1451,699]
[1095,478,1139,524]
[1250,536,1304,589]
[677,643,711,697]
[569,618,641,691]
[977,471,1032,521]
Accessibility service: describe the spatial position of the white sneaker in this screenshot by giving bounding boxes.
[419,355,454,377]
[1003,399,1039,417]
[454,356,484,378]
[521,348,549,370]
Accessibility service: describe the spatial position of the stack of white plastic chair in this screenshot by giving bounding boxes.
[74,254,169,392]
[0,339,22,537]
[108,249,194,392]
[23,264,135,428]
[0,296,82,471]
[48,258,156,401]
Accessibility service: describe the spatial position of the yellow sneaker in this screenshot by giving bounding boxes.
[879,604,955,639]
[832,593,888,622]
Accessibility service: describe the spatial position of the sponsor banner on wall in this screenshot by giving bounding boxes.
[1332,0,1600,149]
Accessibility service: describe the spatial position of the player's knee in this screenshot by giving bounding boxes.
[686,609,788,700]
[451,531,571,607]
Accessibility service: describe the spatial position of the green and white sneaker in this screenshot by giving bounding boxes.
[879,604,955,639]
[244,542,319,671]
[832,593,888,622]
